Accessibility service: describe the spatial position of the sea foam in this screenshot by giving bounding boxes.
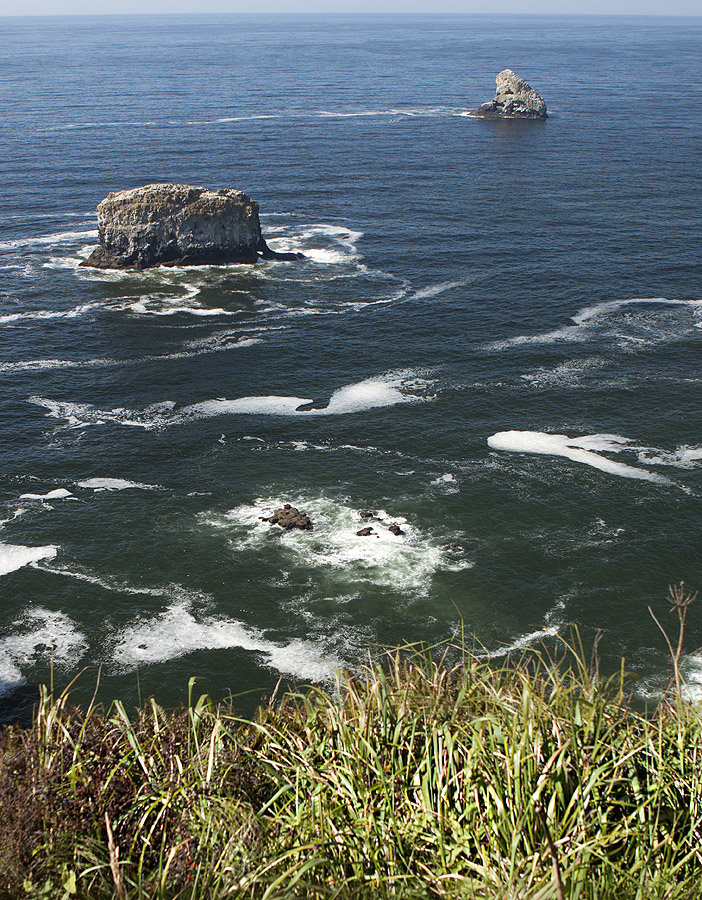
[0,229,98,251]
[487,431,672,484]
[485,297,702,350]
[111,601,338,682]
[29,372,431,430]
[0,608,86,697]
[19,488,73,500]
[0,543,57,577]
[203,495,470,594]
[77,477,159,491]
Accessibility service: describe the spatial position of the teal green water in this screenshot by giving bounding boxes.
[1,14,701,719]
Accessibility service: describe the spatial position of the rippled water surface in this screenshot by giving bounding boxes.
[1,14,702,718]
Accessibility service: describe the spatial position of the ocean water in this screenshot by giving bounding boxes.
[1,13,701,720]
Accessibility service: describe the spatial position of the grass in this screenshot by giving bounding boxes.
[1,612,701,898]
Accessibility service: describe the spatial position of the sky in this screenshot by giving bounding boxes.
[0,0,700,14]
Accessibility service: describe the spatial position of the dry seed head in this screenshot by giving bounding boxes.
[668,581,698,611]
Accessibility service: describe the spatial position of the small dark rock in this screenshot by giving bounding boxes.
[388,525,405,536]
[442,542,464,553]
[356,527,376,537]
[359,511,375,520]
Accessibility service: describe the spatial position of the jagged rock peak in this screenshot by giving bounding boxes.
[469,69,547,119]
[80,182,303,270]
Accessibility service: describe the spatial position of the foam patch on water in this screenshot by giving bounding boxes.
[264,223,363,266]
[19,488,73,500]
[203,495,470,594]
[488,431,674,484]
[637,445,702,469]
[29,372,432,430]
[0,608,86,697]
[76,477,159,491]
[680,654,702,704]
[431,473,459,493]
[0,542,57,577]
[521,357,608,388]
[111,601,338,682]
[638,652,702,705]
[485,298,702,351]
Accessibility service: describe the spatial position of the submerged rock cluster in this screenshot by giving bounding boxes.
[470,69,547,119]
[81,183,303,270]
[356,511,405,538]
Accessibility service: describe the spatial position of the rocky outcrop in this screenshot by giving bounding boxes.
[261,504,313,531]
[470,69,547,119]
[357,512,405,538]
[80,183,303,269]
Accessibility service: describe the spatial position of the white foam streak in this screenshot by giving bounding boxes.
[572,297,699,325]
[29,373,430,429]
[0,543,57,577]
[484,624,561,659]
[486,297,702,350]
[488,431,671,484]
[19,489,73,500]
[182,375,421,420]
[4,336,261,376]
[412,280,467,300]
[0,229,97,251]
[0,509,27,529]
[37,564,209,606]
[45,108,460,131]
[77,477,158,491]
[0,303,97,324]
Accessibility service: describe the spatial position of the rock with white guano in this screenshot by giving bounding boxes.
[469,69,547,119]
[80,183,303,269]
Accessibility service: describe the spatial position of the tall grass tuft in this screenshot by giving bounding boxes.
[1,626,701,898]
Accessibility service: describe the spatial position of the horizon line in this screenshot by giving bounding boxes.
[2,10,702,17]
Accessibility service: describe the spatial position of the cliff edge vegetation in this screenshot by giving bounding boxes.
[1,593,701,899]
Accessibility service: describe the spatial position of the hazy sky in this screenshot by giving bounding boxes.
[1,0,700,14]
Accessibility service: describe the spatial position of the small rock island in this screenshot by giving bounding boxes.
[80,183,303,269]
[469,69,547,119]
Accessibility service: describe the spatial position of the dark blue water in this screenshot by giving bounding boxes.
[1,14,701,719]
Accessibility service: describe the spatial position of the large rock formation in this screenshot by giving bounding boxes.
[469,69,547,119]
[80,183,303,269]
